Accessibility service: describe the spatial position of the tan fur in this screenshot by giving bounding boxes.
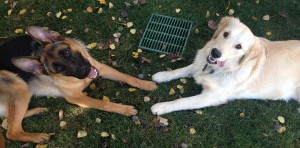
[151,17,300,115]
[0,27,157,145]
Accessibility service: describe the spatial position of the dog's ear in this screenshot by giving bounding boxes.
[212,17,240,38]
[26,26,64,43]
[12,57,44,76]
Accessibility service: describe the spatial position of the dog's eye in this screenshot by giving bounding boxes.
[235,44,242,50]
[53,63,64,73]
[223,32,229,38]
[63,49,71,57]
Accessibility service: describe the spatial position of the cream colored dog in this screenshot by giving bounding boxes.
[151,17,300,115]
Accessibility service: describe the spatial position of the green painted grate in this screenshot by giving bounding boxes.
[139,14,193,55]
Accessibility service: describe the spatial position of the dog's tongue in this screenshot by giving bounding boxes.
[217,61,225,67]
[87,67,98,79]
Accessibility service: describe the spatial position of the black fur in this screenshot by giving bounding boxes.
[0,35,40,82]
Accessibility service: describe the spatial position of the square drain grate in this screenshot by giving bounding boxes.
[138,14,193,55]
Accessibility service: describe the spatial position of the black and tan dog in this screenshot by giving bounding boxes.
[0,26,157,144]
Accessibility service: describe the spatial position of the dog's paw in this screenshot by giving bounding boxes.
[152,71,171,83]
[151,102,172,115]
[142,80,158,91]
[124,105,138,116]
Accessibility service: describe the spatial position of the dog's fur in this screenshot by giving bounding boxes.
[0,27,157,144]
[151,17,300,115]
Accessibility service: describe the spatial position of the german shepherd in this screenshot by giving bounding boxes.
[0,26,157,144]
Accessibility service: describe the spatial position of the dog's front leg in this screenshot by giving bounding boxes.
[65,92,138,116]
[151,92,228,115]
[152,64,195,83]
[92,61,157,91]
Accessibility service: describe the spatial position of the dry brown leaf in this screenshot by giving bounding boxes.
[19,9,26,15]
[58,110,63,120]
[86,7,93,13]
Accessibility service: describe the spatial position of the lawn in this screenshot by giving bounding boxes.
[1,0,300,147]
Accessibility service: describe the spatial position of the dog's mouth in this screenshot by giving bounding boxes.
[207,56,226,67]
[87,67,99,79]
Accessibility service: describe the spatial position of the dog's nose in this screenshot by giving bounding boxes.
[211,48,222,58]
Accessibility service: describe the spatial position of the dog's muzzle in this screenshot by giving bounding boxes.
[87,67,99,79]
[206,55,226,67]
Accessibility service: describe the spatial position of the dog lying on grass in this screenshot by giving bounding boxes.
[0,26,157,144]
[151,17,300,115]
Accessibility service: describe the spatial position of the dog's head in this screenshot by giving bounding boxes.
[205,17,256,71]
[12,27,98,79]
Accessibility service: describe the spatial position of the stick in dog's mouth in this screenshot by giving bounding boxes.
[87,67,99,79]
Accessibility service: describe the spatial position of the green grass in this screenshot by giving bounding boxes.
[1,0,300,147]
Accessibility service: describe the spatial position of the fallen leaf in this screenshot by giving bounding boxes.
[66,8,72,12]
[98,0,106,4]
[89,83,96,89]
[180,78,187,84]
[240,112,245,117]
[128,88,137,92]
[87,43,97,49]
[111,134,116,140]
[132,52,139,58]
[195,110,203,115]
[124,2,131,7]
[275,121,286,134]
[144,96,151,102]
[95,118,102,123]
[56,11,62,18]
[195,28,200,34]
[20,143,30,148]
[86,7,93,13]
[113,32,121,38]
[255,0,260,4]
[279,12,288,18]
[100,132,110,137]
[112,16,115,20]
[180,143,188,148]
[252,16,258,21]
[121,11,128,17]
[60,121,67,129]
[189,128,196,135]
[102,96,110,101]
[159,54,166,58]
[133,0,139,5]
[8,9,12,16]
[77,130,88,138]
[277,116,285,124]
[98,42,109,50]
[169,88,175,95]
[46,12,52,17]
[1,119,8,130]
[58,109,63,120]
[126,22,134,28]
[263,15,270,21]
[137,48,143,53]
[109,43,116,49]
[266,31,272,36]
[15,28,24,34]
[228,9,234,15]
[19,9,26,15]
[237,2,241,6]
[208,20,218,30]
[205,11,210,18]
[131,115,141,125]
[65,30,72,34]
[61,15,67,20]
[139,0,147,4]
[109,2,113,9]
[175,8,181,13]
[153,116,169,127]
[98,8,104,13]
[35,144,47,148]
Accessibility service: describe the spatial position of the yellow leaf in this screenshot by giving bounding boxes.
[252,16,258,21]
[111,134,116,140]
[277,116,285,124]
[159,54,166,58]
[195,110,203,115]
[109,2,114,9]
[137,48,142,53]
[1,119,8,130]
[36,144,48,148]
[176,85,184,90]
[8,9,12,16]
[175,8,181,13]
[58,109,63,120]
[19,9,26,15]
[95,118,102,123]
[56,11,62,18]
[61,15,67,20]
[87,43,97,49]
[205,11,210,18]
[77,130,88,138]
[66,8,72,12]
[180,78,187,84]
[266,31,272,36]
[109,43,116,49]
[169,88,175,95]
[102,96,110,102]
[132,52,139,58]
[130,29,136,34]
[46,12,52,17]
[228,9,234,15]
[189,128,196,135]
[65,30,72,34]
[60,121,67,129]
[128,88,137,92]
[240,112,245,117]
[126,22,134,28]
[263,15,270,21]
[278,126,286,134]
[98,0,106,4]
[15,28,24,34]
[143,96,151,102]
[98,8,104,13]
[89,83,96,89]
[100,131,110,137]
[86,6,93,13]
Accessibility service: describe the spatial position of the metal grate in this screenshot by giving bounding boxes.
[138,14,193,55]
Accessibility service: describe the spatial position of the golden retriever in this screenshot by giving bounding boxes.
[151,17,300,115]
